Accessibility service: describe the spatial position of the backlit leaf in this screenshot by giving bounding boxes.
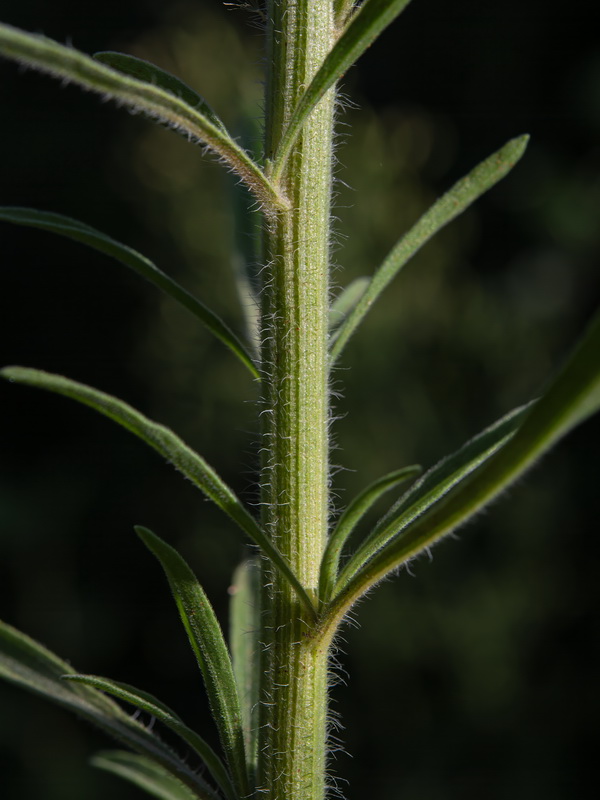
[0,366,314,615]
[326,306,600,630]
[136,527,250,799]
[94,51,227,132]
[0,23,285,212]
[336,403,532,592]
[318,465,421,604]
[330,136,530,362]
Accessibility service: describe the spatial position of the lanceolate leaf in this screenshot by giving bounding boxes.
[94,51,227,133]
[336,403,533,593]
[65,674,237,800]
[324,307,600,632]
[136,527,250,799]
[0,207,259,379]
[229,559,262,773]
[0,620,220,800]
[92,751,200,800]
[0,23,286,213]
[271,0,414,178]
[330,135,530,362]
[0,366,314,615]
[0,366,257,538]
[318,465,421,604]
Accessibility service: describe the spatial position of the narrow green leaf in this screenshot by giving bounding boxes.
[3,374,280,606]
[92,751,199,800]
[0,23,286,213]
[318,465,421,604]
[330,135,530,362]
[229,559,261,774]
[0,207,259,379]
[0,620,220,800]
[271,0,413,178]
[0,367,255,537]
[336,403,533,593]
[136,526,250,799]
[65,674,237,800]
[329,277,370,331]
[326,306,600,629]
[94,51,227,133]
[0,366,314,614]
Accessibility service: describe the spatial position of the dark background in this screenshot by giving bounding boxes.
[1,1,599,798]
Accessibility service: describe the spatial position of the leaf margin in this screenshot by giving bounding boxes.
[65,673,237,800]
[91,750,201,800]
[335,402,534,594]
[0,22,286,214]
[330,135,530,362]
[0,365,315,615]
[322,305,600,637]
[93,50,228,133]
[0,207,259,379]
[0,618,220,800]
[135,526,250,799]
[318,464,421,604]
[229,558,262,776]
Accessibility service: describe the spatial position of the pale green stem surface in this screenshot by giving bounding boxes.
[258,2,336,799]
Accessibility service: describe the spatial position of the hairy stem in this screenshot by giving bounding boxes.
[257,1,336,798]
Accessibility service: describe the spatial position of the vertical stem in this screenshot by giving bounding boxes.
[258,1,336,799]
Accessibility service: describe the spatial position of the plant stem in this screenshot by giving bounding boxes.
[258,1,336,798]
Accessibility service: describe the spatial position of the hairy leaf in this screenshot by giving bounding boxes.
[0,207,258,378]
[0,366,314,614]
[336,403,532,592]
[330,135,530,362]
[319,465,421,603]
[0,620,220,800]
[136,527,249,798]
[326,306,600,629]
[65,674,236,800]
[0,367,257,538]
[94,51,227,133]
[0,23,286,213]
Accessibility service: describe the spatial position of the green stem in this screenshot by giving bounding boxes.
[257,2,336,798]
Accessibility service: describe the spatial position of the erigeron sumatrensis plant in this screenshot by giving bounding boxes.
[0,1,599,799]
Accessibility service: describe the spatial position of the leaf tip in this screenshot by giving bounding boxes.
[135,525,168,564]
[134,524,154,545]
[1,365,20,382]
[507,133,530,163]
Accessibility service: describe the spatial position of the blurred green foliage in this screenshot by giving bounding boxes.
[0,1,598,798]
